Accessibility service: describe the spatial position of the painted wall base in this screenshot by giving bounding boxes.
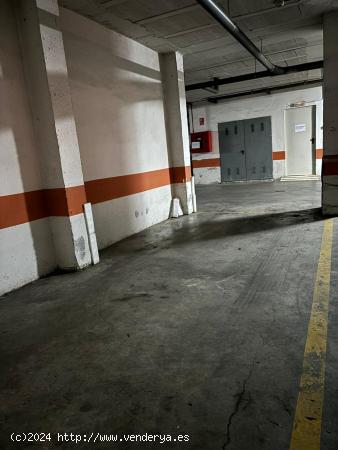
[322,176,338,215]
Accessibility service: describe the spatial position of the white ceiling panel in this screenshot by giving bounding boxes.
[59,0,336,101]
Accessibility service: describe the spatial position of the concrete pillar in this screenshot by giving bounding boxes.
[160,52,194,215]
[322,11,338,215]
[16,0,92,269]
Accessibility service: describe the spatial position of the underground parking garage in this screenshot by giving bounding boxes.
[1,0,338,449]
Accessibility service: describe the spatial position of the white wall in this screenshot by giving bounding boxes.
[0,0,56,295]
[194,166,220,184]
[60,8,172,249]
[93,186,172,249]
[191,86,323,183]
[0,3,181,295]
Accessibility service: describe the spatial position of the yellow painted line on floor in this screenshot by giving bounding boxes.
[289,219,333,450]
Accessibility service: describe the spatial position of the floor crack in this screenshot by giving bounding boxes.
[222,367,253,450]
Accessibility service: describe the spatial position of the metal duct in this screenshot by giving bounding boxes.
[196,0,285,75]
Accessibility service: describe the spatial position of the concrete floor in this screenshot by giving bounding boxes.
[1,181,338,449]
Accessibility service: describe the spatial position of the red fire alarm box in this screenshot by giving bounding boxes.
[190,131,212,153]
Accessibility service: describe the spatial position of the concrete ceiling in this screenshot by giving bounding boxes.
[59,0,338,102]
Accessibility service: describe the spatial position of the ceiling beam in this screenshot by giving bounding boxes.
[135,4,199,25]
[185,42,322,75]
[133,0,304,28]
[164,23,216,39]
[234,0,304,21]
[100,0,130,8]
[202,78,322,104]
[185,60,323,91]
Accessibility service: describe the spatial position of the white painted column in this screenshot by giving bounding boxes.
[160,52,194,215]
[322,11,338,215]
[16,0,93,268]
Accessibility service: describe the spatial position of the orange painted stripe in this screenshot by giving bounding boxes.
[272,149,323,161]
[191,150,322,168]
[193,158,221,168]
[85,167,191,205]
[45,186,87,216]
[170,166,192,184]
[192,152,288,165]
[316,149,323,159]
[0,167,190,229]
[0,185,87,230]
[0,190,46,230]
[85,168,171,205]
[273,151,286,160]
[322,155,338,176]
[65,185,87,215]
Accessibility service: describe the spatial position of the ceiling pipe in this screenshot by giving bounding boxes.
[196,0,285,75]
[186,60,324,91]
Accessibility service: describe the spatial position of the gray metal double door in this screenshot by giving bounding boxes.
[218,116,273,182]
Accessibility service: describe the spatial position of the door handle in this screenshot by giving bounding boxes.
[310,137,315,144]
[240,150,245,154]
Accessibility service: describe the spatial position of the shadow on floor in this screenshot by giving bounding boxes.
[102,208,324,257]
[176,207,323,240]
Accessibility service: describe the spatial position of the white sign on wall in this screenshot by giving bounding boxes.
[192,141,201,149]
[295,123,306,133]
